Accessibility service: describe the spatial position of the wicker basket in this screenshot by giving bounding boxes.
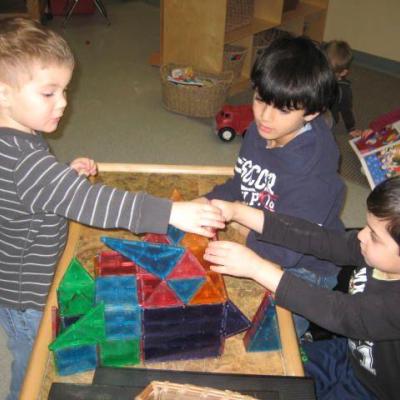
[135,381,257,400]
[223,44,248,80]
[225,0,254,32]
[161,64,233,118]
[251,28,291,66]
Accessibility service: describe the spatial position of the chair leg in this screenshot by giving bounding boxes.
[94,0,111,25]
[63,0,79,28]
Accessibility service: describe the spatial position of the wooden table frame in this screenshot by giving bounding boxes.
[20,163,303,400]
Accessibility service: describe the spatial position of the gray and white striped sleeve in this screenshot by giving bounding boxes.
[14,150,172,234]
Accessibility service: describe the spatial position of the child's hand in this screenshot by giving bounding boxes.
[210,199,236,222]
[204,241,262,279]
[70,157,97,177]
[205,241,283,292]
[169,201,225,237]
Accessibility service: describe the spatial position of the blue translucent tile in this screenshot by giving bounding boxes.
[101,237,184,279]
[167,277,205,304]
[223,300,251,338]
[96,275,138,306]
[54,344,97,376]
[245,297,281,352]
[167,225,185,244]
[104,305,142,340]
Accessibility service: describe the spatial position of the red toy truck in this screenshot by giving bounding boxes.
[215,104,254,142]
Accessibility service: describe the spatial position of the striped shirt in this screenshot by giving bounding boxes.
[0,128,171,310]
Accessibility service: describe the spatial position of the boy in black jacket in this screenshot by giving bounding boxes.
[204,176,400,400]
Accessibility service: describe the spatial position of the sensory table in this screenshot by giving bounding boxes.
[20,164,304,400]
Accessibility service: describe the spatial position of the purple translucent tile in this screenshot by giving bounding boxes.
[223,300,251,338]
[143,334,223,362]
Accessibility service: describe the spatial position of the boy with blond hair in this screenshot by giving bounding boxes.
[0,17,224,399]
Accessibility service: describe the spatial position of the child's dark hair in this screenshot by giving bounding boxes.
[367,176,400,247]
[251,35,337,115]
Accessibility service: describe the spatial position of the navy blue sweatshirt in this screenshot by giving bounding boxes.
[205,115,345,277]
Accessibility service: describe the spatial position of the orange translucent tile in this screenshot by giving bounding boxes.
[170,189,183,201]
[189,274,226,305]
[208,271,227,300]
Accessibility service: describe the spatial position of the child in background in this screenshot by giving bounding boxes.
[0,18,224,400]
[205,176,400,400]
[197,35,345,338]
[323,40,366,138]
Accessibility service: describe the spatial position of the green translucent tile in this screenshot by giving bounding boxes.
[99,338,141,367]
[49,303,106,351]
[58,257,95,317]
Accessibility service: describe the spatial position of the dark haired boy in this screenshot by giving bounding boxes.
[205,176,400,400]
[197,35,345,338]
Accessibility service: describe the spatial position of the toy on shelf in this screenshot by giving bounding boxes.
[349,108,400,188]
[215,104,254,142]
[49,216,251,375]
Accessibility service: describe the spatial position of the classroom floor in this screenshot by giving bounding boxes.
[0,0,399,398]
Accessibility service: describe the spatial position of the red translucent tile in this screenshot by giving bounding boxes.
[143,281,184,308]
[95,251,137,277]
[167,250,206,279]
[143,233,171,244]
[137,275,162,305]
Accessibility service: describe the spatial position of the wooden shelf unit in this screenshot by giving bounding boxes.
[162,0,329,95]
[0,0,46,21]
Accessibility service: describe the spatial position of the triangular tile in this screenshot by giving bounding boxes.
[181,234,210,269]
[143,281,184,308]
[223,300,251,337]
[137,274,163,305]
[189,273,226,305]
[49,303,105,350]
[243,293,281,352]
[167,277,205,304]
[143,233,171,244]
[167,250,206,279]
[101,237,185,279]
[167,225,185,245]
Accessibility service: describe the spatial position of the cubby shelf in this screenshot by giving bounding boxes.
[162,0,329,95]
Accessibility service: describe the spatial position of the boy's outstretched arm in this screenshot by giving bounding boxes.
[210,199,264,233]
[204,240,283,292]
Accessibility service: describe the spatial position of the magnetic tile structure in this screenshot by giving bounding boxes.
[49,225,251,376]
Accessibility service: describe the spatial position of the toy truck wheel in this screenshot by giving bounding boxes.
[218,128,236,142]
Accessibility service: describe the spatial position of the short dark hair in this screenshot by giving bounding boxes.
[251,35,337,115]
[367,176,400,247]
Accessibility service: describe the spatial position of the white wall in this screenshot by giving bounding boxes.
[324,0,400,62]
